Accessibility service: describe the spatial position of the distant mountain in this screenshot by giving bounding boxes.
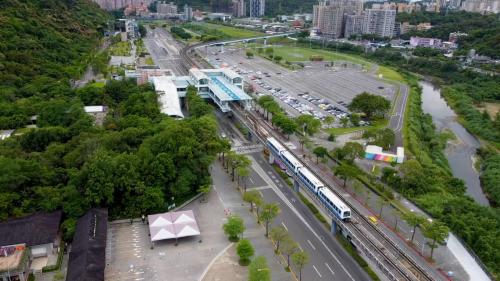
[169,0,316,15]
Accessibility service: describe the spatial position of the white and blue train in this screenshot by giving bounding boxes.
[266,137,351,221]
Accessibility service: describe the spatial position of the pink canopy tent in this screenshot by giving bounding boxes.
[148,210,200,242]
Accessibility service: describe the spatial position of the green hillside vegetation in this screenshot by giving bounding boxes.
[0,1,227,243]
[0,0,110,128]
[397,11,500,58]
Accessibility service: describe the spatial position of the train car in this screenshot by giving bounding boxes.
[317,187,351,221]
[280,150,303,174]
[297,167,324,194]
[267,137,285,156]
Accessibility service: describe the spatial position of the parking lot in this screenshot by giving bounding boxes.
[105,162,290,281]
[205,46,395,126]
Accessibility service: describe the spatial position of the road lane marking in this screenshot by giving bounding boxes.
[297,243,303,252]
[249,177,255,184]
[307,239,316,250]
[250,156,357,281]
[313,265,322,278]
[325,262,335,275]
[281,222,288,231]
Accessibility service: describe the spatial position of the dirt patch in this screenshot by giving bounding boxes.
[476,102,500,119]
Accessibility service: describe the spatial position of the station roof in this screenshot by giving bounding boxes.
[208,76,252,102]
[148,210,200,242]
[152,76,184,119]
[190,68,209,81]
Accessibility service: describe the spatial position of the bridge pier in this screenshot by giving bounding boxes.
[269,153,275,165]
[331,219,338,234]
[205,46,208,56]
[293,179,300,192]
[264,39,267,46]
[220,45,224,53]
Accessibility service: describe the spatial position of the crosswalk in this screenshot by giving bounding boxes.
[231,144,263,154]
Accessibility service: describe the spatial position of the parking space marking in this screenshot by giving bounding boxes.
[307,239,316,250]
[313,265,322,278]
[325,262,335,275]
[281,222,288,231]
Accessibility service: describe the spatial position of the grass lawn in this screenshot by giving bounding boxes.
[377,65,404,83]
[269,46,371,69]
[195,23,263,39]
[90,81,106,88]
[327,119,388,135]
[109,41,131,56]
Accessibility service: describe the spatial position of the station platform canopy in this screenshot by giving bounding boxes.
[148,210,200,242]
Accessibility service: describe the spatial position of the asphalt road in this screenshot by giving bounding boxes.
[388,83,408,148]
[144,27,188,75]
[246,152,371,281]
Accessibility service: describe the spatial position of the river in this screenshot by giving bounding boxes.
[419,81,489,206]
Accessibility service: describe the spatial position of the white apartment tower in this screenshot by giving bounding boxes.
[250,0,265,17]
[313,0,363,38]
[232,0,246,17]
[362,9,396,38]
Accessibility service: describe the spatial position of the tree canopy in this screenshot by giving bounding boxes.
[348,92,391,119]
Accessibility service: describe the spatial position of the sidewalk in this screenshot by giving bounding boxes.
[210,161,291,281]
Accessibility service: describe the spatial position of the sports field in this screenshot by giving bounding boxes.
[194,23,263,39]
[270,46,371,68]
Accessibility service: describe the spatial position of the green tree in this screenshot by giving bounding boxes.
[313,146,328,164]
[422,220,449,259]
[236,239,255,266]
[246,50,254,58]
[223,215,246,241]
[236,164,251,191]
[292,251,310,281]
[298,134,311,151]
[248,256,271,281]
[333,163,358,186]
[265,47,274,56]
[340,116,349,127]
[259,203,281,237]
[274,55,283,63]
[197,184,211,202]
[363,128,395,150]
[243,190,262,213]
[269,226,288,253]
[348,92,391,119]
[350,113,361,126]
[324,115,335,125]
[342,142,364,163]
[281,237,299,270]
[402,212,427,243]
[376,196,389,218]
[296,114,321,136]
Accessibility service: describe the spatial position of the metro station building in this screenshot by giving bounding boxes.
[150,68,252,118]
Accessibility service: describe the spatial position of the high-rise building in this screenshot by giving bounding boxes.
[184,4,193,21]
[250,0,265,17]
[157,1,177,15]
[313,0,362,38]
[362,9,396,38]
[232,0,246,17]
[344,14,364,38]
[93,0,154,11]
[460,0,499,13]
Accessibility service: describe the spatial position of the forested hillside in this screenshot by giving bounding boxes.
[397,11,500,58]
[0,0,109,128]
[0,1,227,241]
[168,0,316,15]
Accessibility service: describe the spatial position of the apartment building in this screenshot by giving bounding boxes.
[363,8,396,38]
[250,0,265,17]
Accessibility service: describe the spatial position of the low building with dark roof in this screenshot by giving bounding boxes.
[0,211,62,281]
[66,208,108,281]
[0,211,62,258]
